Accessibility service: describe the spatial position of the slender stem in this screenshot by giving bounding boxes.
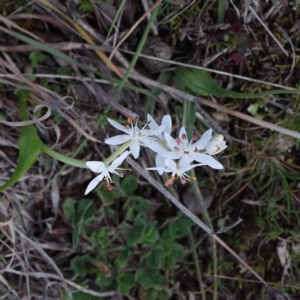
[41,145,87,168]
[103,141,131,166]
[187,228,207,300]
[190,177,218,300]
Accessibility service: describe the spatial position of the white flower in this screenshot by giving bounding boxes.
[205,134,227,155]
[147,114,173,174]
[147,114,172,140]
[105,118,165,159]
[147,155,202,185]
[85,151,129,195]
[162,127,224,169]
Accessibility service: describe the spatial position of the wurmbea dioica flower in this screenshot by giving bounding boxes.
[205,133,227,155]
[147,114,173,175]
[162,127,224,169]
[85,151,129,195]
[147,114,172,140]
[105,118,166,159]
[84,114,227,193]
[146,155,204,186]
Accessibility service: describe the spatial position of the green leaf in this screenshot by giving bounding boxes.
[77,199,94,219]
[96,271,114,289]
[175,66,300,98]
[135,269,164,287]
[168,216,194,239]
[145,249,164,270]
[139,287,169,300]
[121,175,138,195]
[163,244,184,269]
[161,228,174,249]
[63,198,76,221]
[91,228,111,248]
[29,51,47,68]
[126,229,139,246]
[0,95,43,192]
[140,224,159,245]
[70,255,91,276]
[72,232,80,248]
[99,187,120,206]
[117,273,135,294]
[116,248,129,269]
[131,197,150,213]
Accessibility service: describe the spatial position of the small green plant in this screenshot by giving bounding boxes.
[29,51,47,69]
[77,0,93,14]
[62,173,194,299]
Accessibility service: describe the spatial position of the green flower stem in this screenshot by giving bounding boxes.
[41,145,87,168]
[103,141,131,166]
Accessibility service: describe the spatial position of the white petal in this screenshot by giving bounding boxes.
[130,138,140,158]
[161,151,182,159]
[147,114,159,130]
[203,129,213,140]
[179,155,191,170]
[111,151,129,167]
[148,124,166,136]
[164,158,176,171]
[179,127,187,139]
[146,166,166,171]
[105,134,132,145]
[155,154,166,175]
[107,118,129,134]
[164,132,179,150]
[191,152,223,169]
[85,173,105,195]
[86,161,106,173]
[161,115,172,134]
[143,138,167,153]
[193,129,213,149]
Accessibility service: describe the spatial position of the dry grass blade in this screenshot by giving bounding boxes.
[108,0,163,64]
[0,42,112,53]
[248,5,288,56]
[124,69,300,140]
[197,97,300,140]
[0,274,19,298]
[89,75,139,120]
[120,50,296,90]
[5,268,116,297]
[36,0,127,81]
[0,15,44,42]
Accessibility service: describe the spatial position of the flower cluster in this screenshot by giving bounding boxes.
[85,115,227,194]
